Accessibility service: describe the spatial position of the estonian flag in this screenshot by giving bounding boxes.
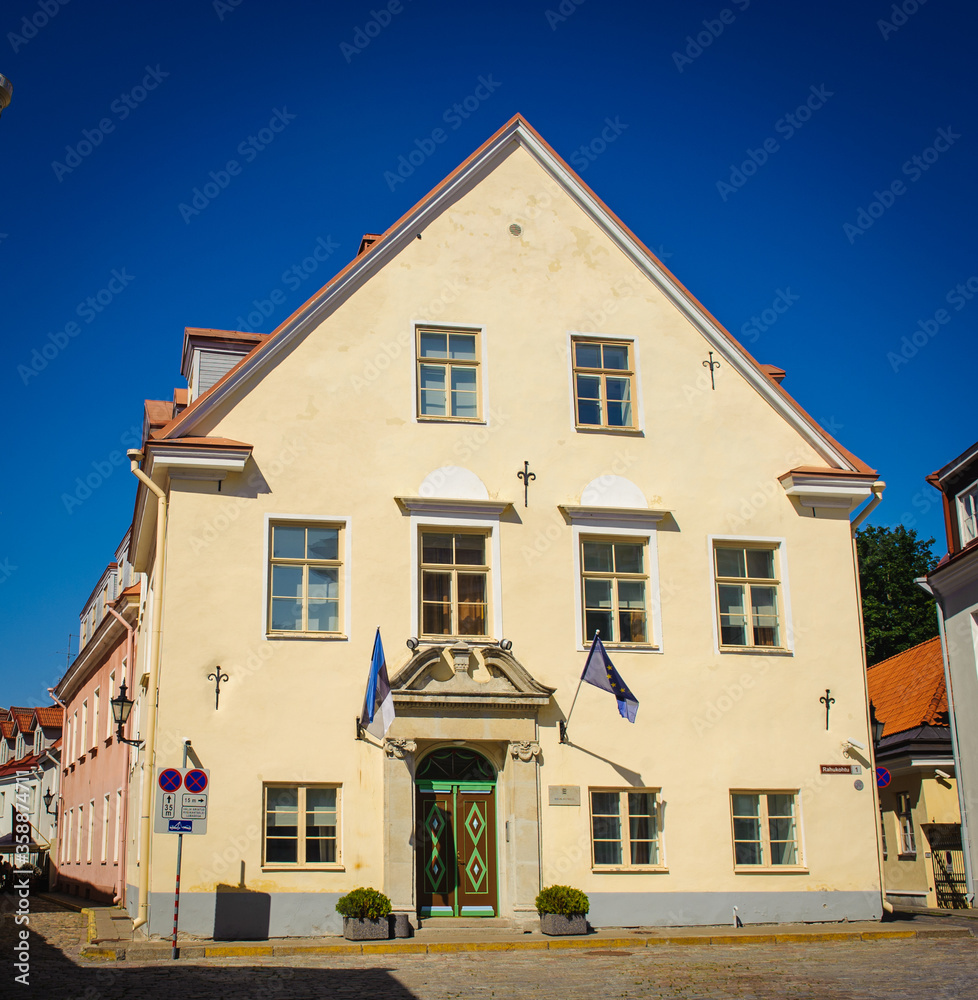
[581,633,638,723]
[361,628,395,737]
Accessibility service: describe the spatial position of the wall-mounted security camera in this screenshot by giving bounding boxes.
[844,738,866,751]
[936,769,951,780]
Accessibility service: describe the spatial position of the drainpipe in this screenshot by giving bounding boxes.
[127,450,168,933]
[46,689,66,709]
[849,482,893,913]
[105,604,135,906]
[916,578,975,906]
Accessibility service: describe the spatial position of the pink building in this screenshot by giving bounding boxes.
[53,531,140,903]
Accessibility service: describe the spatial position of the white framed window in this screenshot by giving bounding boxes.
[33,729,42,754]
[92,687,100,748]
[415,325,483,421]
[76,803,84,863]
[420,530,490,638]
[107,670,116,739]
[731,791,803,869]
[581,536,651,645]
[710,537,792,653]
[263,516,352,639]
[0,742,7,764]
[565,506,664,652]
[81,700,88,754]
[65,809,72,863]
[71,711,78,760]
[263,784,341,868]
[402,499,507,642]
[15,733,25,759]
[589,788,663,869]
[570,336,639,430]
[114,789,122,863]
[87,799,95,862]
[957,480,978,547]
[897,791,916,856]
[101,793,110,862]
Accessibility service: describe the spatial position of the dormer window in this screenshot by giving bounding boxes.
[1,742,8,764]
[16,734,25,759]
[33,729,42,754]
[958,480,978,547]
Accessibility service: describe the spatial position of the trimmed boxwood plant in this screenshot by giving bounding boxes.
[535,885,590,916]
[335,887,392,920]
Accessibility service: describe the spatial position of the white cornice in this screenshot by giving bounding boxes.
[395,496,512,517]
[929,548,978,597]
[559,504,670,525]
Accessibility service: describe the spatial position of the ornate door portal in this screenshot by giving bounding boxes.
[416,748,498,918]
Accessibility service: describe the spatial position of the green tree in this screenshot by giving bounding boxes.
[856,525,939,666]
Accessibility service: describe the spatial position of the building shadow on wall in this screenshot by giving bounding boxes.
[213,883,271,940]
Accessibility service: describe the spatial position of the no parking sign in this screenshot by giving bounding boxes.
[154,767,210,834]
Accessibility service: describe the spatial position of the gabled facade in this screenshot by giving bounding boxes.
[868,637,965,908]
[121,116,885,938]
[920,441,978,906]
[52,531,140,902]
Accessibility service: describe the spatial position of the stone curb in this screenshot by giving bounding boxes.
[78,925,972,961]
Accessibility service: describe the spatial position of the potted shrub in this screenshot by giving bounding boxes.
[335,887,392,941]
[535,884,590,936]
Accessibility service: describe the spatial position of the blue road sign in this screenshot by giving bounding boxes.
[159,768,182,792]
[168,820,193,833]
[876,766,891,788]
[184,769,208,792]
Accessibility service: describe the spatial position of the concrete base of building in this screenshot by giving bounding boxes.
[125,886,882,939]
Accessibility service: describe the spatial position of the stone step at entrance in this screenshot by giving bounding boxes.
[416,916,517,932]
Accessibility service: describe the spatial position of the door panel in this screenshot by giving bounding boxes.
[417,792,455,917]
[456,790,497,916]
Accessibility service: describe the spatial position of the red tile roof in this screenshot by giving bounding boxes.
[9,707,35,733]
[0,720,14,738]
[33,706,63,728]
[867,636,947,738]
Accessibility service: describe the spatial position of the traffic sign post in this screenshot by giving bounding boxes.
[155,757,210,959]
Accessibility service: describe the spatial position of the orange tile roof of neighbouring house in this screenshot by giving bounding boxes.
[867,636,947,738]
[10,708,35,733]
[33,706,63,728]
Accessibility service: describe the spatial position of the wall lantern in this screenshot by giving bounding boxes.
[111,681,144,747]
[43,788,55,814]
[870,702,885,746]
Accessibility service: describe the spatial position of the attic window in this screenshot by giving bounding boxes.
[957,480,978,546]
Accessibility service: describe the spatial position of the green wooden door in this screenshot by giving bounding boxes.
[416,748,498,918]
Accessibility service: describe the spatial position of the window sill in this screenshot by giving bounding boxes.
[718,646,793,656]
[416,416,486,425]
[265,632,348,642]
[574,425,644,437]
[577,644,660,654]
[733,865,809,874]
[592,866,669,874]
[261,864,345,873]
[897,853,917,861]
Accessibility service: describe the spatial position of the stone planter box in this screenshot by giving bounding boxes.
[540,913,588,936]
[342,917,391,941]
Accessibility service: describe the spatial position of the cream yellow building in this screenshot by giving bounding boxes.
[122,116,885,937]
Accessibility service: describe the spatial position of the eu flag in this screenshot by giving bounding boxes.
[581,633,638,723]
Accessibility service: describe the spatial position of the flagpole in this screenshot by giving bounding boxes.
[560,631,598,744]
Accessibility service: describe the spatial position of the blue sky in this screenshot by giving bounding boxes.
[3,0,975,706]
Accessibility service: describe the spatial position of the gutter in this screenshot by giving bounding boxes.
[849,482,893,913]
[127,450,168,933]
[104,604,136,907]
[916,576,976,906]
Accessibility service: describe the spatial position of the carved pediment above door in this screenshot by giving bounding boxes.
[389,642,555,713]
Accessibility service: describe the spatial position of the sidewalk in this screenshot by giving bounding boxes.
[75,917,973,962]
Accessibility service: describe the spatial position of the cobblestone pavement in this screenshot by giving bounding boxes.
[3,908,976,999]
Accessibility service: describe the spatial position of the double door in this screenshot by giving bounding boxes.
[416,782,497,917]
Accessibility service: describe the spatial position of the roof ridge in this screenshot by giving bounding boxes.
[867,634,942,671]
